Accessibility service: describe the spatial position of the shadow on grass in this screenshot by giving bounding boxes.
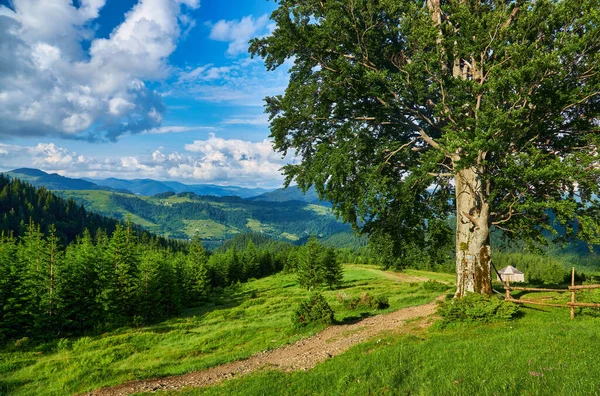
[337,312,374,325]
[0,379,28,394]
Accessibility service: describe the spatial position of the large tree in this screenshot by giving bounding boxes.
[251,0,600,296]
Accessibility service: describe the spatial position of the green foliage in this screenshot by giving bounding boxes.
[0,182,304,343]
[297,236,324,290]
[292,293,334,327]
[184,235,210,303]
[338,292,389,310]
[437,294,520,326]
[251,0,600,293]
[321,247,343,289]
[242,240,260,279]
[0,174,121,245]
[0,265,448,394]
[61,189,351,244]
[297,237,344,290]
[422,280,450,292]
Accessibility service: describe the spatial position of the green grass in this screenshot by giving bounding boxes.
[246,219,274,233]
[404,268,455,283]
[182,219,239,239]
[0,265,442,395]
[281,232,300,241]
[58,190,158,228]
[305,204,330,216]
[180,305,600,396]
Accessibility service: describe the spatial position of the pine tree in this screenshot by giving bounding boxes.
[242,240,259,279]
[107,223,140,323]
[297,236,324,291]
[60,229,103,334]
[321,247,343,289]
[284,249,298,273]
[186,235,210,301]
[18,220,47,337]
[138,245,169,323]
[0,231,20,341]
[226,247,243,284]
[38,225,62,337]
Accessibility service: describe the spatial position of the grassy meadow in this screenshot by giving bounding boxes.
[180,299,600,396]
[0,265,448,395]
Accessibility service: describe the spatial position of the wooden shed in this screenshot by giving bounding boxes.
[497,265,525,283]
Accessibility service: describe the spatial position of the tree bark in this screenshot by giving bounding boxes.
[454,165,492,297]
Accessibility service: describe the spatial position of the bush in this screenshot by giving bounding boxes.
[371,295,390,309]
[422,280,449,292]
[292,293,335,326]
[437,293,519,326]
[337,292,389,310]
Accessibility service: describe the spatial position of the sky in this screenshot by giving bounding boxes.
[0,0,296,188]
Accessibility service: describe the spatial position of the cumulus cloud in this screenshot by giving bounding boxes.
[209,14,269,56]
[0,0,199,141]
[0,135,296,188]
[0,142,84,168]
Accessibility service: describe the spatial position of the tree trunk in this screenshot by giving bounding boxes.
[454,165,492,297]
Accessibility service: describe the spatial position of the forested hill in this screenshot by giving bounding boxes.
[0,174,120,244]
[6,168,121,192]
[250,186,323,203]
[57,190,351,244]
[0,175,181,250]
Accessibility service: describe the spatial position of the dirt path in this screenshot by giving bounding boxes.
[83,297,442,395]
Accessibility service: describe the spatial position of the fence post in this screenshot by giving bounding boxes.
[571,267,575,320]
[505,278,510,300]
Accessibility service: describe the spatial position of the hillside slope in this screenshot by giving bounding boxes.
[58,190,350,243]
[0,174,120,243]
[251,185,323,203]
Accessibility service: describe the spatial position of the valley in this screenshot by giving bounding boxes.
[56,190,349,245]
[3,168,350,247]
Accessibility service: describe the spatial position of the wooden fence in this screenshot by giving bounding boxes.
[503,268,600,319]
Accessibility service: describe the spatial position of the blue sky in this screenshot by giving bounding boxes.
[0,0,295,188]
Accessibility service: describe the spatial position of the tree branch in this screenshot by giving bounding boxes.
[428,172,453,177]
[384,139,418,165]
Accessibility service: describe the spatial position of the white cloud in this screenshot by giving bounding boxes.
[209,14,269,56]
[169,14,290,108]
[141,125,215,134]
[30,143,86,167]
[178,65,232,82]
[222,114,269,126]
[176,57,290,106]
[0,135,296,188]
[0,0,199,141]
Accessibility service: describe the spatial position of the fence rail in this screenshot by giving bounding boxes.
[505,286,566,292]
[502,267,600,319]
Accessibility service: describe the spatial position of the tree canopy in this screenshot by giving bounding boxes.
[251,0,600,296]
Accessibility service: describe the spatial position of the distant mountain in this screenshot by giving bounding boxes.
[251,185,324,204]
[86,177,271,198]
[58,190,350,244]
[6,168,116,192]
[83,178,172,196]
